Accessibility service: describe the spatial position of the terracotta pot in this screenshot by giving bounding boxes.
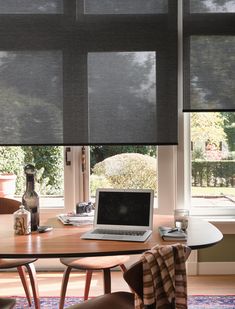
[0,173,17,198]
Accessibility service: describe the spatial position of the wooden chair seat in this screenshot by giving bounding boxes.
[65,292,134,309]
[60,255,129,270]
[59,256,129,309]
[0,259,37,269]
[0,197,40,309]
[0,298,16,309]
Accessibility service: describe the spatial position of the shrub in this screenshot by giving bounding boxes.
[92,153,157,192]
[192,160,235,187]
[0,146,25,194]
[90,174,112,197]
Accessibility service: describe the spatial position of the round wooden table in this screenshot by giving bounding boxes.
[0,214,223,258]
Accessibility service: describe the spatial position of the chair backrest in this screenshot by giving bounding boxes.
[123,245,191,301]
[0,197,21,214]
[0,297,16,309]
[123,259,143,298]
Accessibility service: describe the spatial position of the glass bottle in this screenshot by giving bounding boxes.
[22,164,39,231]
[13,204,31,235]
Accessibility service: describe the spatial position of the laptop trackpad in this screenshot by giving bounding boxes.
[102,235,123,240]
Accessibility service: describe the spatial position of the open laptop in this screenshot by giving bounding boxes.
[81,188,154,242]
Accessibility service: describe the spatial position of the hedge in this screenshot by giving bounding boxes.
[192,160,235,187]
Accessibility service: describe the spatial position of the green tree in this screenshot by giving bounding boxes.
[23,146,64,195]
[223,112,235,151]
[191,112,227,147]
[0,146,25,193]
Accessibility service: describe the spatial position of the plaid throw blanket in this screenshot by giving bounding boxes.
[135,244,188,309]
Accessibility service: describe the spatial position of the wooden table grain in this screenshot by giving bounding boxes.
[0,214,223,258]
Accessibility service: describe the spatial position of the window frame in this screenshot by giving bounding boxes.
[183,0,235,112]
[4,1,235,219]
[0,0,178,215]
[182,0,235,217]
[0,0,178,146]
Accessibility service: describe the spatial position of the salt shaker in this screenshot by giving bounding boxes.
[13,204,31,235]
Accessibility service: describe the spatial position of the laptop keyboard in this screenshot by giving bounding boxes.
[92,229,145,236]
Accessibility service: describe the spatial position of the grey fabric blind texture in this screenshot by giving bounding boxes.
[0,0,178,145]
[183,0,235,112]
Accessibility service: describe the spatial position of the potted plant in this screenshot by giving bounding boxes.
[0,146,25,197]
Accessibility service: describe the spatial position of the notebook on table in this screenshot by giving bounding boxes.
[158,226,187,241]
[81,188,154,242]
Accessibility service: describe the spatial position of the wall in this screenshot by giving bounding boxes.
[198,235,235,262]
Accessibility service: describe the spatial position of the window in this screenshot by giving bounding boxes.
[0,1,178,213]
[0,0,178,146]
[191,113,235,212]
[5,1,235,219]
[183,0,235,215]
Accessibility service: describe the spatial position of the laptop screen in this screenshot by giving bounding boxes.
[96,189,153,227]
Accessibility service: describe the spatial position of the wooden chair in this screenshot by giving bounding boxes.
[65,245,191,309]
[59,255,129,309]
[0,197,40,309]
[0,298,16,309]
[63,259,140,309]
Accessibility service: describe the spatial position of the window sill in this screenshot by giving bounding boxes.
[191,214,235,234]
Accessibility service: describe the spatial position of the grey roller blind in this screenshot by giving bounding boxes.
[183,0,235,111]
[0,0,63,14]
[0,0,178,145]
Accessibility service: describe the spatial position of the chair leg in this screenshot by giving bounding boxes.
[59,266,72,309]
[17,266,32,307]
[103,268,111,294]
[84,270,93,301]
[119,264,127,273]
[25,263,40,309]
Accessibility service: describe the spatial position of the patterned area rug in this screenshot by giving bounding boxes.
[188,295,235,308]
[8,296,84,308]
[8,295,235,308]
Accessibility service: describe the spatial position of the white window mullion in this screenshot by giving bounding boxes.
[64,146,85,213]
[176,0,191,213]
[157,146,177,215]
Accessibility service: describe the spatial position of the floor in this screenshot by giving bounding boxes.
[0,271,235,297]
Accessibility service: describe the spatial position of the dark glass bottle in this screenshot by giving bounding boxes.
[22,164,39,231]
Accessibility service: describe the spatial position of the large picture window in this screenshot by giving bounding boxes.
[183,0,235,214]
[191,112,235,209]
[0,0,178,146]
[0,1,176,211]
